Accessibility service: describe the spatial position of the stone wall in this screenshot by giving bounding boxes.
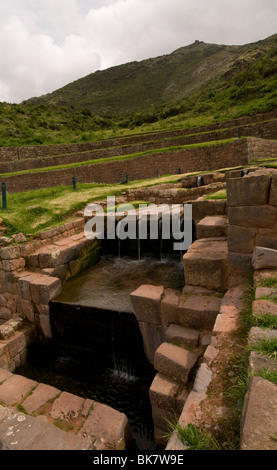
[227,169,277,280]
[1,138,249,193]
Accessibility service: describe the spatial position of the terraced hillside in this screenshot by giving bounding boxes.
[0,109,277,193]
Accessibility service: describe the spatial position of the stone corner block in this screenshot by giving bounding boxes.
[130,285,164,324]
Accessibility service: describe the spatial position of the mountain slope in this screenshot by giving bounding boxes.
[26,34,277,118]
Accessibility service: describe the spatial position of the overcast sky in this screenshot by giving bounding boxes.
[0,0,276,104]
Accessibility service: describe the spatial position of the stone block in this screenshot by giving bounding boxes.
[130,285,164,324]
[178,295,222,331]
[240,377,277,450]
[29,274,61,304]
[165,324,199,348]
[0,374,38,405]
[0,368,13,383]
[193,363,212,393]
[183,238,228,291]
[196,216,227,239]
[50,391,85,421]
[0,323,14,340]
[256,228,277,250]
[253,269,277,288]
[18,273,39,301]
[0,246,21,260]
[36,314,52,339]
[154,343,198,384]
[149,373,179,410]
[248,327,277,348]
[160,290,179,326]
[228,205,276,229]
[0,407,92,450]
[152,405,176,432]
[252,299,277,317]
[2,258,25,272]
[252,246,277,270]
[228,225,256,254]
[249,351,277,376]
[228,252,253,276]
[78,401,131,450]
[20,299,34,322]
[227,173,271,207]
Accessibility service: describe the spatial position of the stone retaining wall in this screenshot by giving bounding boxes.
[227,168,277,280]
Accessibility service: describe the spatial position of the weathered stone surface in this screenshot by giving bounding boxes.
[253,269,277,288]
[227,252,252,277]
[249,351,277,375]
[228,205,277,229]
[79,401,131,450]
[178,390,206,428]
[0,368,12,383]
[255,286,277,300]
[154,343,198,384]
[178,295,222,331]
[252,246,277,270]
[130,285,164,324]
[166,430,187,451]
[252,299,277,317]
[0,323,14,339]
[213,312,237,334]
[18,273,40,301]
[160,289,179,326]
[138,321,165,365]
[204,345,219,365]
[240,377,277,450]
[269,172,277,206]
[165,323,199,348]
[183,238,228,291]
[228,225,256,254]
[248,327,277,348]
[0,374,38,405]
[0,246,21,260]
[227,173,271,207]
[196,216,227,239]
[22,383,60,414]
[50,391,85,421]
[256,228,277,250]
[0,307,11,320]
[193,363,212,393]
[29,274,61,304]
[220,285,246,316]
[152,405,175,432]
[149,373,179,410]
[0,406,92,450]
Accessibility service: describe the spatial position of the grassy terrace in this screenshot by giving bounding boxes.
[0,138,238,179]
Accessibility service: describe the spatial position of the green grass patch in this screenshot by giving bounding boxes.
[254,314,277,330]
[203,189,227,200]
[253,368,277,384]
[165,421,222,450]
[250,338,277,356]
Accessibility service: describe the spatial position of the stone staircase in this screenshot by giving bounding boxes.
[149,286,223,446]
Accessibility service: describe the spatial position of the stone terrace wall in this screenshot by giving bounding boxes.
[227,168,277,281]
[247,137,277,161]
[1,138,249,193]
[0,108,276,163]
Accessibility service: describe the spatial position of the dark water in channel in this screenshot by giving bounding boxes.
[16,256,185,450]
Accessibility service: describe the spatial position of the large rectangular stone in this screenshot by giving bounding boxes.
[154,343,198,384]
[29,274,61,304]
[227,173,271,207]
[228,225,256,254]
[228,206,276,229]
[22,383,60,414]
[178,295,222,331]
[0,374,38,405]
[252,246,277,270]
[149,373,179,410]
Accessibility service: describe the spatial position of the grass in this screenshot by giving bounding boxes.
[203,189,227,200]
[165,421,222,450]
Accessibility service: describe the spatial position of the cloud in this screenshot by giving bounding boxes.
[0,0,276,103]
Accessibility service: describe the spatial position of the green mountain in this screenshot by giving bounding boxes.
[1,34,277,147]
[26,34,277,119]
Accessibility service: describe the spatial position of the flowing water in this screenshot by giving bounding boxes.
[17,255,185,450]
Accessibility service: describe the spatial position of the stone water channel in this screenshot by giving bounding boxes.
[16,208,187,450]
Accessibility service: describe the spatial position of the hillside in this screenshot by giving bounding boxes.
[0,34,277,147]
[26,35,277,118]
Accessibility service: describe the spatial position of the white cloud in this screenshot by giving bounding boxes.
[0,0,276,103]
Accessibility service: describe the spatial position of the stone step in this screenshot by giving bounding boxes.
[183,237,228,291]
[178,295,222,331]
[0,317,24,340]
[154,343,198,384]
[165,324,200,349]
[196,216,228,239]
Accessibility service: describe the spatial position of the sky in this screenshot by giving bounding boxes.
[0,0,277,104]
